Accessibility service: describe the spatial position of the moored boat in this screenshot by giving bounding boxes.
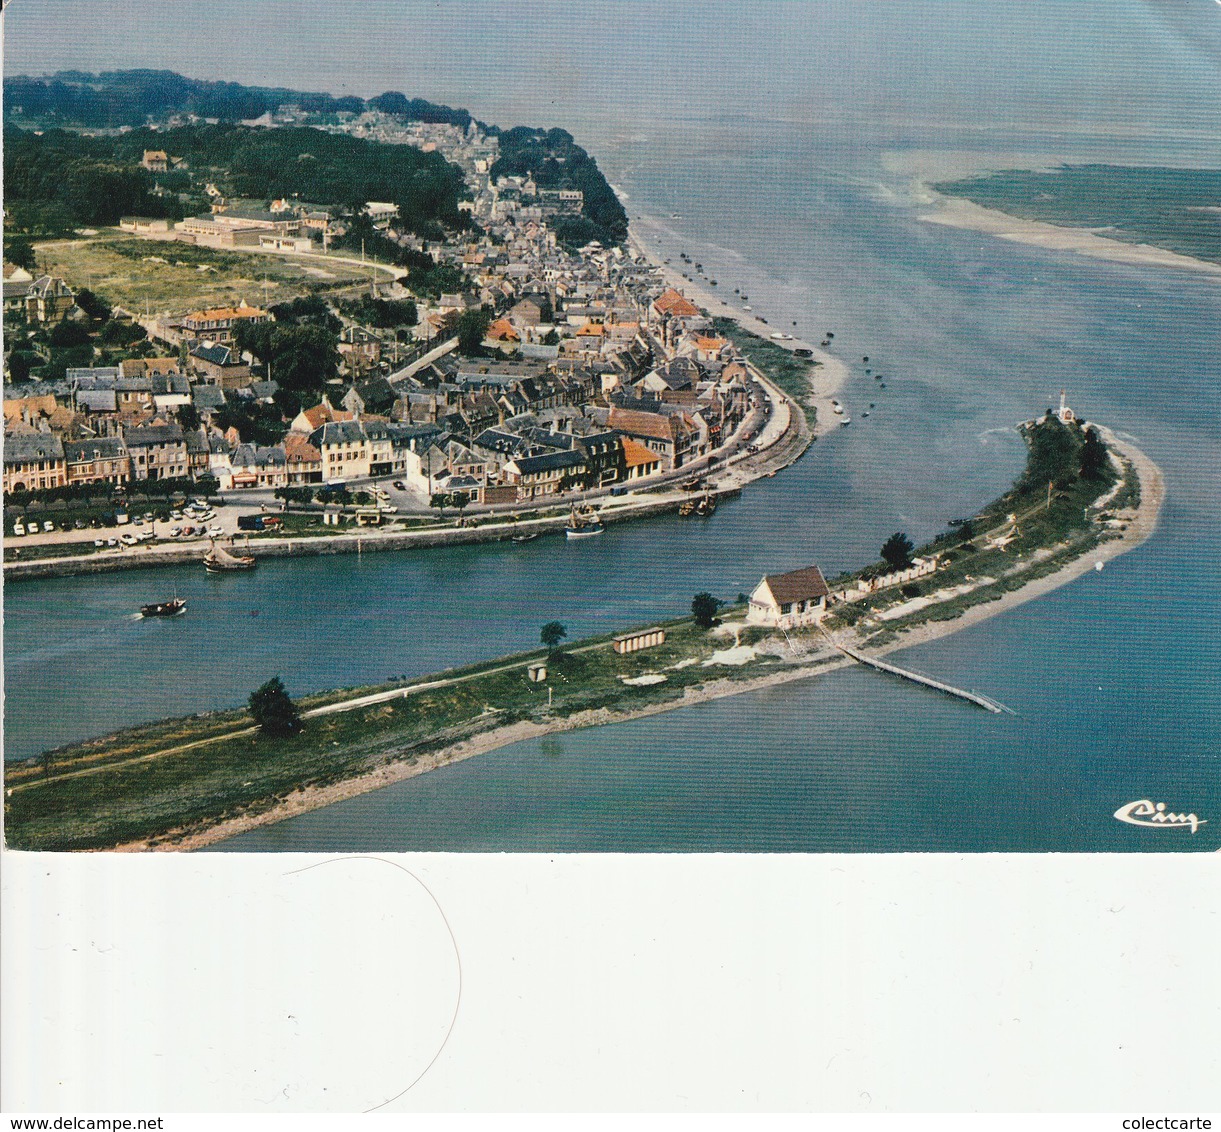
[565,504,605,539]
[204,540,257,572]
[141,597,186,618]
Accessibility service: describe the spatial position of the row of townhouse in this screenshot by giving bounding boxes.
[2,420,198,494]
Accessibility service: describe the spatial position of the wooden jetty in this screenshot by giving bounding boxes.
[835,644,1014,715]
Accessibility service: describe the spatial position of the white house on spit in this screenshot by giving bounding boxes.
[746,564,830,630]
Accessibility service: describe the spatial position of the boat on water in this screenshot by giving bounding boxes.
[831,400,844,415]
[511,531,540,543]
[696,493,717,516]
[141,597,186,618]
[678,500,697,517]
[204,540,257,573]
[565,504,605,539]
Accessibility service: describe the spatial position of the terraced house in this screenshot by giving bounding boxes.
[123,422,188,481]
[63,437,131,486]
[3,433,66,494]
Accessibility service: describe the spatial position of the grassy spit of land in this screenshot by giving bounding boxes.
[2,415,1162,853]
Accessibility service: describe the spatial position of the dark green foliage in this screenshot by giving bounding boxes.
[456,309,492,355]
[48,320,91,348]
[248,676,303,739]
[269,294,340,334]
[97,319,147,347]
[4,120,470,238]
[4,234,36,269]
[344,295,418,328]
[213,398,288,447]
[491,126,627,247]
[233,321,340,415]
[1079,426,1108,480]
[5,70,475,131]
[880,532,915,571]
[1021,413,1080,490]
[73,288,112,322]
[691,592,722,629]
[176,403,201,432]
[540,621,568,652]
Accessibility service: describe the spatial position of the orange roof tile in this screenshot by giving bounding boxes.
[621,436,662,467]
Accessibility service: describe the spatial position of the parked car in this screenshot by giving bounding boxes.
[380,505,399,514]
[120,533,139,547]
[13,522,26,536]
[74,519,86,530]
[94,539,104,547]
[393,481,406,491]
[43,520,55,533]
[170,526,182,538]
[106,538,118,547]
[207,525,224,538]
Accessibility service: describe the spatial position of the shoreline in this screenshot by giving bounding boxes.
[920,192,1221,277]
[626,216,851,438]
[109,427,1163,852]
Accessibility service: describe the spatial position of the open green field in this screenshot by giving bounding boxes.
[934,165,1221,267]
[31,231,378,314]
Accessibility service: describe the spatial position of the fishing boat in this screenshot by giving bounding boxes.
[565,505,605,539]
[204,540,257,573]
[696,493,717,517]
[511,531,540,543]
[141,596,186,618]
[678,500,697,517]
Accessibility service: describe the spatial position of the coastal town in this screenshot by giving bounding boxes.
[3,106,820,572]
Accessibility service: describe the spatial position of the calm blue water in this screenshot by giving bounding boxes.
[4,37,1219,851]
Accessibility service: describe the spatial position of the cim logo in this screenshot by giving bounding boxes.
[1114,798,1208,834]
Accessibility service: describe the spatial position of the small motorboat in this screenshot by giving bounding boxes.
[511,531,540,543]
[695,493,717,517]
[678,500,697,517]
[141,597,186,618]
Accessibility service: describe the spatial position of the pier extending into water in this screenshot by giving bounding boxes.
[835,643,1014,714]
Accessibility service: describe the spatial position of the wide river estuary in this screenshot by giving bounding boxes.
[5,119,1219,852]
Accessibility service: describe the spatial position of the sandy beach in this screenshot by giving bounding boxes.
[921,194,1221,277]
[117,427,1163,852]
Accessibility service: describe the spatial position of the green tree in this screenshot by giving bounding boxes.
[880,532,915,571]
[429,491,453,516]
[248,676,302,738]
[456,308,492,355]
[4,235,37,271]
[540,621,567,653]
[691,592,721,629]
[1079,426,1108,480]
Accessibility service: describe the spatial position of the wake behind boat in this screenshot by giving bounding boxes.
[141,597,186,618]
[204,540,257,573]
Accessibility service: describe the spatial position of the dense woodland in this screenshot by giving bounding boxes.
[492,126,629,248]
[3,123,473,237]
[3,70,476,130]
[4,71,628,250]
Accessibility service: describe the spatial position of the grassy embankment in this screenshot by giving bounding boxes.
[4,414,1128,850]
[817,417,1134,646]
[33,232,374,312]
[934,165,1221,268]
[4,612,786,851]
[711,317,820,426]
